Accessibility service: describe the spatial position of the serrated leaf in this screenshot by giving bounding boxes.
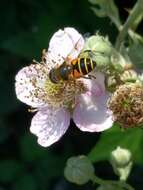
[89,0,121,29]
[88,125,143,165]
[128,31,143,69]
[91,7,106,17]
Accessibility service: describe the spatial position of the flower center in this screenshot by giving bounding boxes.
[108,83,143,128]
[44,78,86,110]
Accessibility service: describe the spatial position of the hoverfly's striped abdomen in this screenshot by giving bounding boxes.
[72,58,96,76]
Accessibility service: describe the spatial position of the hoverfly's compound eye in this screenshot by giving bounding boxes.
[67,66,72,71]
[49,68,59,83]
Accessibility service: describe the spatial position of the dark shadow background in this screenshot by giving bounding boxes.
[0,0,142,189]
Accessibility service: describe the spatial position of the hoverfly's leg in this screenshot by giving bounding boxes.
[81,76,90,79]
[80,49,104,57]
[88,74,96,80]
[81,74,96,80]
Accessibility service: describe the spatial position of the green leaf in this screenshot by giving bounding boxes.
[20,134,47,162]
[128,31,143,69]
[88,125,143,165]
[89,0,121,29]
[0,160,24,182]
[13,174,37,190]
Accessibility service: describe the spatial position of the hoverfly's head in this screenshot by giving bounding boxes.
[58,64,72,81]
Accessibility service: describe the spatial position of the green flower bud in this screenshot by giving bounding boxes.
[111,146,132,167]
[64,155,94,185]
[84,34,113,56]
[82,34,133,77]
[110,147,133,181]
[111,51,131,73]
[120,70,138,83]
[82,34,113,71]
[105,75,118,92]
[138,73,143,84]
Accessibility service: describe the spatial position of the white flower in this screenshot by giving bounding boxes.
[15,27,113,147]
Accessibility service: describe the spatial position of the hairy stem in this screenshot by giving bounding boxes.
[92,175,134,190]
[115,0,143,50]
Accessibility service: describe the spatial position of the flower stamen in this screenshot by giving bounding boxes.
[44,78,86,110]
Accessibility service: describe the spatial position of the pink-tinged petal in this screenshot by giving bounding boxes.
[15,64,48,107]
[73,92,113,132]
[80,72,105,96]
[30,107,70,147]
[48,27,84,63]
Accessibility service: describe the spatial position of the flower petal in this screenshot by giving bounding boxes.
[47,27,84,65]
[79,72,105,96]
[30,107,70,147]
[73,91,113,132]
[15,64,48,107]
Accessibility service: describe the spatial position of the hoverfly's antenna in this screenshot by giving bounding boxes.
[82,75,96,80]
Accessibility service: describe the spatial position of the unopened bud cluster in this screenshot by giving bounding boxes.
[83,34,143,128]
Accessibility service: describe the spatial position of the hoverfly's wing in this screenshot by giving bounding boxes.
[47,36,84,68]
[66,36,84,63]
[42,28,84,69]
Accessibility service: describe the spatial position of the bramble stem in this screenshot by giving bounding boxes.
[92,175,134,190]
[115,0,143,50]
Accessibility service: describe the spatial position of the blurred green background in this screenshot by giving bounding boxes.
[0,0,143,189]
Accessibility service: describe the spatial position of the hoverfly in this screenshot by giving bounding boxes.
[45,36,97,83]
[48,49,97,83]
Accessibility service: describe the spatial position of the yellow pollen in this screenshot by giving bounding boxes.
[44,78,86,110]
